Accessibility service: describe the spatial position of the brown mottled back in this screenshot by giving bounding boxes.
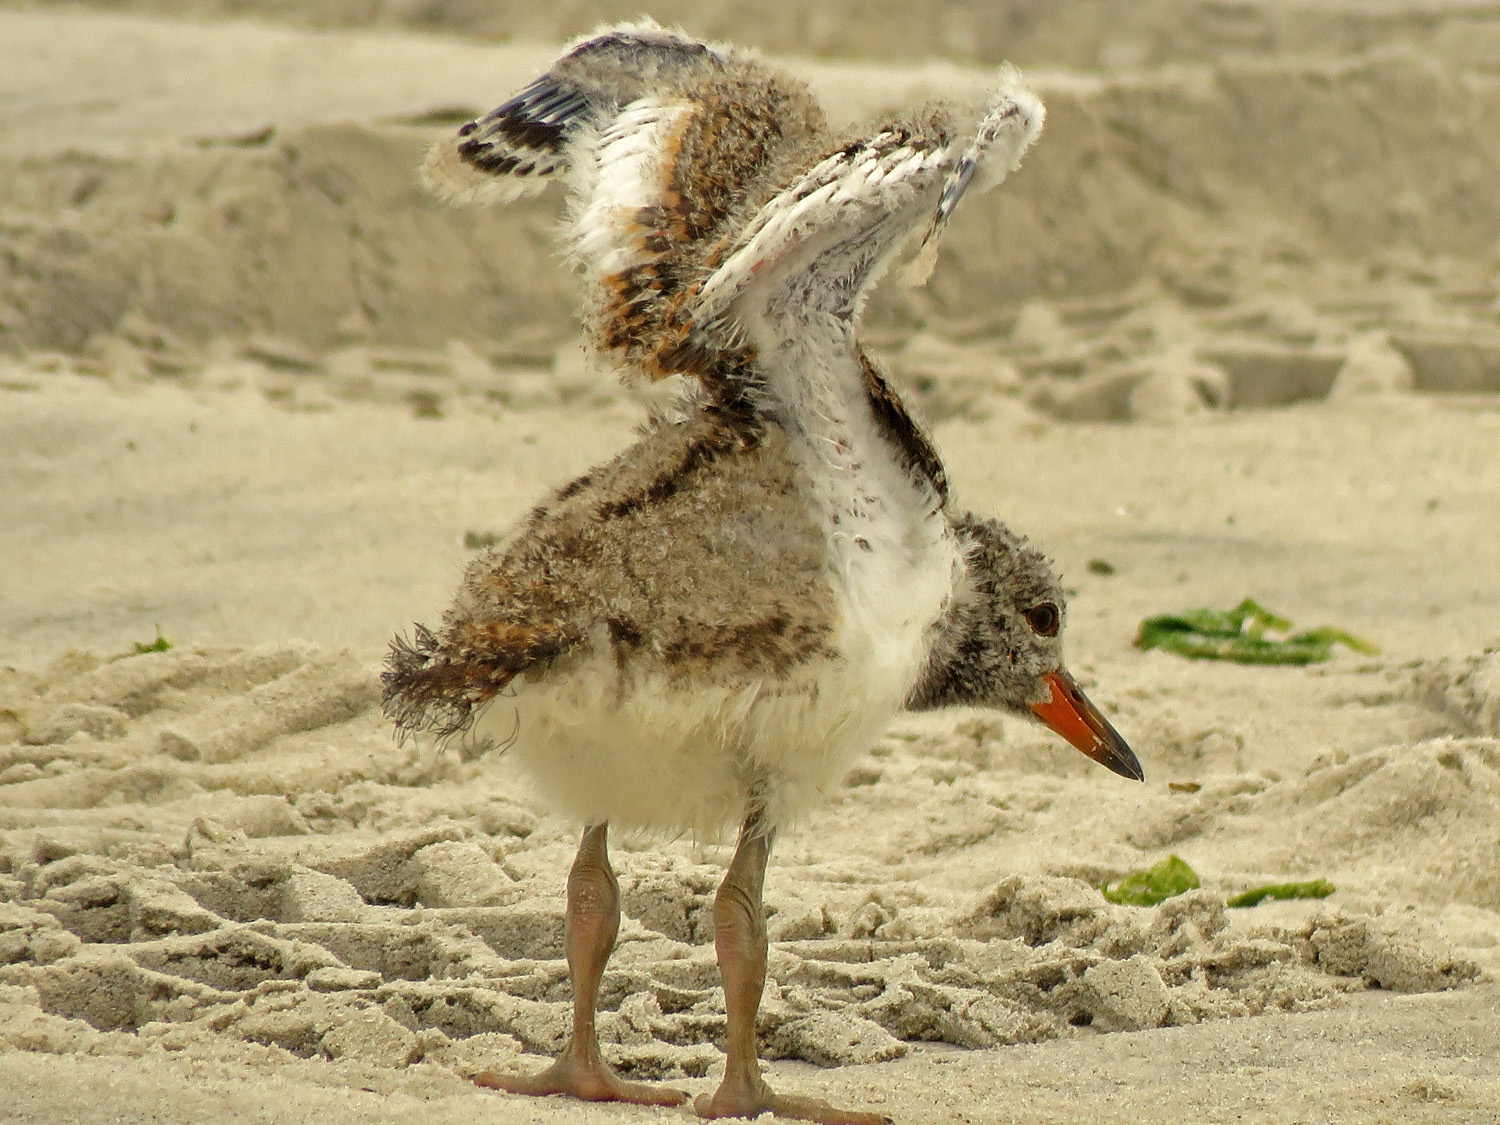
[383,400,835,741]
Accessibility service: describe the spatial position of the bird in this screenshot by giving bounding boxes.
[385,22,1142,1124]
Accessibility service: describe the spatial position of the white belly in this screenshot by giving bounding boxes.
[472,638,918,837]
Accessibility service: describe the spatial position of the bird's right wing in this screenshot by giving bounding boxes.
[420,22,825,383]
[419,22,725,206]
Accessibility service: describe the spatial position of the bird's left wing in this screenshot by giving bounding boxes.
[901,67,1046,286]
[671,77,1044,394]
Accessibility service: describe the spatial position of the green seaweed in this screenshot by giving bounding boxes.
[132,628,173,655]
[463,529,502,550]
[1134,598,1378,665]
[1102,855,1201,906]
[1226,879,1335,908]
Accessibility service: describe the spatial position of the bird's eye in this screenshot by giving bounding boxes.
[1025,603,1059,637]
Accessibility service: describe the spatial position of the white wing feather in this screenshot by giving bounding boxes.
[901,73,1044,286]
[570,98,691,280]
[697,79,1042,330]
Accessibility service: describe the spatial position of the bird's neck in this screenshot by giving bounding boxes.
[905,570,988,711]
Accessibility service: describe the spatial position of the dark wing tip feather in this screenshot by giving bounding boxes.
[421,77,593,204]
[462,78,596,162]
[423,23,727,207]
[452,24,725,179]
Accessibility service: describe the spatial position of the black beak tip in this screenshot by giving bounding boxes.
[1104,742,1146,783]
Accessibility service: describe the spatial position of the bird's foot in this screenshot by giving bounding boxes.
[476,1054,687,1107]
[695,1075,892,1124]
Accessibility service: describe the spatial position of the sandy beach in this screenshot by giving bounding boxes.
[2,3,1499,1122]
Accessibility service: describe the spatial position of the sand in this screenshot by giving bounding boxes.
[2,4,1500,1122]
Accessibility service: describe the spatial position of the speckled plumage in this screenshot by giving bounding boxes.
[385,401,832,746]
[387,23,1134,839]
[382,373,949,833]
[908,514,1067,711]
[422,24,827,385]
[388,25,1140,1118]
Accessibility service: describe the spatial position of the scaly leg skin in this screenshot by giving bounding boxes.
[475,822,687,1107]
[695,811,893,1125]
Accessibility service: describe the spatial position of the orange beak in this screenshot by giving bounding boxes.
[1031,670,1144,781]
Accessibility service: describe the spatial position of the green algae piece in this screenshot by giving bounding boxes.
[132,628,173,655]
[1134,598,1378,665]
[1102,854,1201,906]
[1226,879,1335,909]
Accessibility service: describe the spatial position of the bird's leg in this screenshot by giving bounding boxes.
[475,821,686,1106]
[696,811,891,1125]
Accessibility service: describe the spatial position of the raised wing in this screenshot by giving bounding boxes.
[419,22,726,206]
[902,67,1046,285]
[578,69,825,380]
[679,79,1045,387]
[420,22,826,382]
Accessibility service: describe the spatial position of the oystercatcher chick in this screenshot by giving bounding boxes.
[387,23,1142,1124]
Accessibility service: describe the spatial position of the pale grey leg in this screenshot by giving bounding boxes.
[696,810,891,1124]
[477,822,687,1106]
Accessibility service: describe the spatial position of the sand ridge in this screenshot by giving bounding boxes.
[0,642,1486,1080]
[8,9,1500,372]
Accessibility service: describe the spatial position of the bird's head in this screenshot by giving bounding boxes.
[908,513,1143,781]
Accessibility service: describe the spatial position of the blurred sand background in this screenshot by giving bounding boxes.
[2,1,1500,1122]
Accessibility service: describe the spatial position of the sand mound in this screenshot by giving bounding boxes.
[1414,648,1500,737]
[6,10,1500,430]
[41,0,1500,69]
[0,122,574,359]
[1125,736,1500,910]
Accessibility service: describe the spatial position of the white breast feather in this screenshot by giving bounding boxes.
[763,324,960,740]
[474,639,917,837]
